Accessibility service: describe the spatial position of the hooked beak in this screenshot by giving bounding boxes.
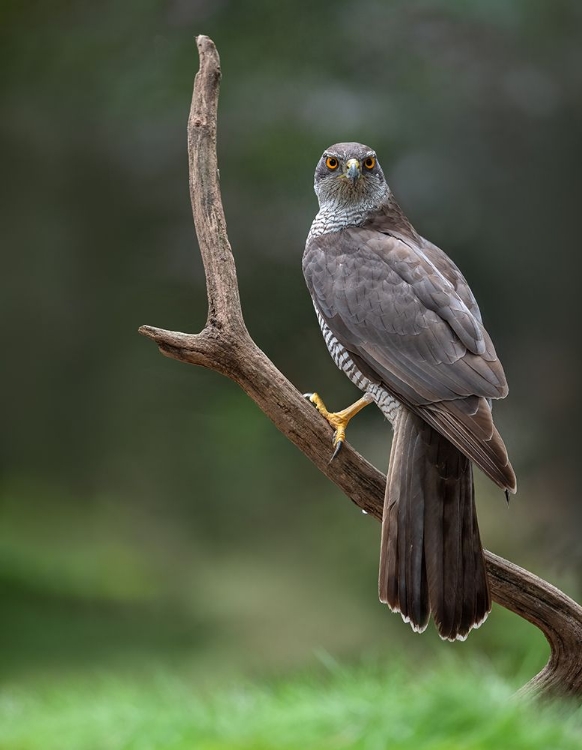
[344,158,361,183]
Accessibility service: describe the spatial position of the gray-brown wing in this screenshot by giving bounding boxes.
[361,202,483,323]
[303,228,507,405]
[421,238,483,324]
[303,228,515,490]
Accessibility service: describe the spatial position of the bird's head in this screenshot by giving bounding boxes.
[314,142,389,211]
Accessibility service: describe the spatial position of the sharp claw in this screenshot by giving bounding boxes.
[303,393,319,410]
[330,439,343,462]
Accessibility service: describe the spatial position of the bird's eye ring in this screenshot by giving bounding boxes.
[325,156,339,170]
[364,156,376,170]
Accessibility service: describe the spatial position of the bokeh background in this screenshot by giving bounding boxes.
[2,0,582,688]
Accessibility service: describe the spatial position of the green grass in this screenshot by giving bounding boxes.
[0,658,581,749]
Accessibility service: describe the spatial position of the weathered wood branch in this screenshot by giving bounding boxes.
[139,35,582,699]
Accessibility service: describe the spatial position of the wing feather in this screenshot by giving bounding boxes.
[303,227,516,491]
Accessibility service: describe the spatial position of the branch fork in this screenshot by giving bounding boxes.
[140,35,582,699]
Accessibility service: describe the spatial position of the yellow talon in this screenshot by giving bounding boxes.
[305,392,373,459]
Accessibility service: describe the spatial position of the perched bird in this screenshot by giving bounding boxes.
[303,142,516,641]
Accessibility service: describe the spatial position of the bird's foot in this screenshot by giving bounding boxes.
[303,392,373,461]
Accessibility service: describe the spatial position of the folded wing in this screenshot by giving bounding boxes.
[303,228,516,491]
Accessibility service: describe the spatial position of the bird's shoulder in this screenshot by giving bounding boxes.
[362,204,482,319]
[304,203,486,351]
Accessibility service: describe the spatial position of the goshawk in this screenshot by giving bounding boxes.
[303,142,516,641]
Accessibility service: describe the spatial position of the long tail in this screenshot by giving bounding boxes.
[378,409,490,641]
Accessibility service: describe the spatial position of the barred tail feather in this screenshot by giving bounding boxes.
[379,409,491,641]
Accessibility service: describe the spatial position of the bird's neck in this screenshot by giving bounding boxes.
[308,188,389,240]
[308,190,418,242]
[308,205,367,239]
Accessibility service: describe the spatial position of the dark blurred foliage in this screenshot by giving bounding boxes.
[1,0,582,681]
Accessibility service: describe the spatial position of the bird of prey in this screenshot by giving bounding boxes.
[303,142,516,641]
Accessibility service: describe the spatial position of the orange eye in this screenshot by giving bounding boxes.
[325,156,339,170]
[364,156,376,170]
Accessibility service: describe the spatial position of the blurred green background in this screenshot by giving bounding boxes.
[2,0,582,693]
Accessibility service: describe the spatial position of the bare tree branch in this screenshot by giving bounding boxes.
[139,35,582,700]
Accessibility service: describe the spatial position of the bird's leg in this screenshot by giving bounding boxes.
[304,392,373,460]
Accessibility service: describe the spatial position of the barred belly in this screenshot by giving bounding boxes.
[315,307,401,425]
